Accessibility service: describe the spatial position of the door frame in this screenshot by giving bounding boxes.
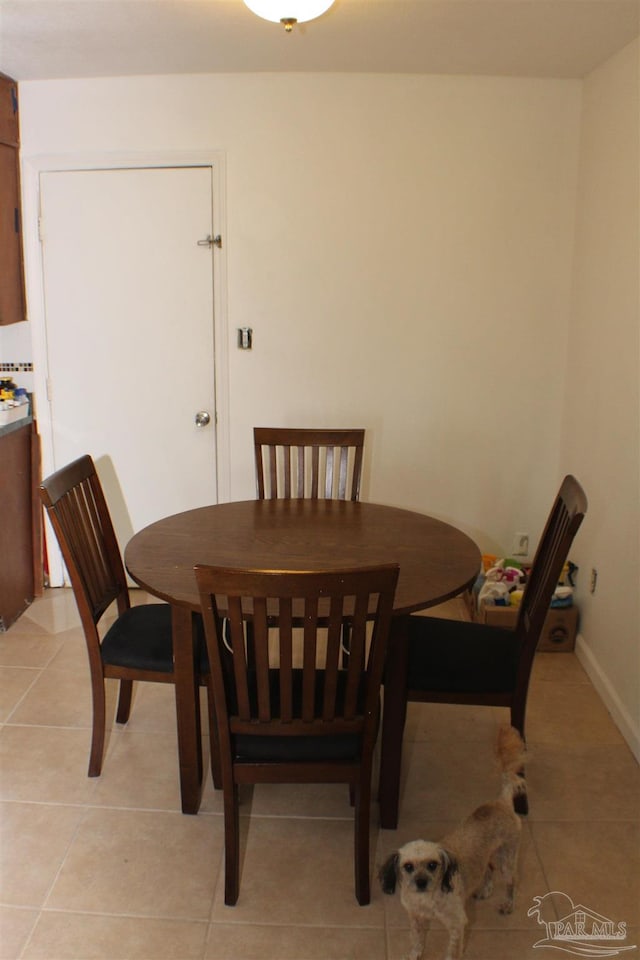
[22,150,231,586]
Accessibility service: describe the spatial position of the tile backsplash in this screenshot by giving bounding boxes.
[0,362,35,395]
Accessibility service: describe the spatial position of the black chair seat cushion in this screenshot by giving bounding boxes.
[232,669,369,763]
[404,615,521,694]
[234,732,361,763]
[101,604,209,674]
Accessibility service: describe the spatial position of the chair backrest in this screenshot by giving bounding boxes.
[39,455,129,632]
[254,428,365,501]
[515,474,587,684]
[195,563,398,747]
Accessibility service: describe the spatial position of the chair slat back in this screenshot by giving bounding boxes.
[195,564,398,741]
[254,428,365,501]
[39,455,128,627]
[515,475,587,664]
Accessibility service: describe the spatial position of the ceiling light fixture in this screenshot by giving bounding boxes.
[243,0,335,32]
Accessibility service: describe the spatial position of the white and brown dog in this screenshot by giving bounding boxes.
[379,725,526,960]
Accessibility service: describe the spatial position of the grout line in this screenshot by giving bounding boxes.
[2,592,638,960]
[2,668,47,725]
[25,905,212,923]
[15,908,41,960]
[36,804,93,931]
[2,720,94,730]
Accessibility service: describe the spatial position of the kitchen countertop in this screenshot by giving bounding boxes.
[0,411,33,440]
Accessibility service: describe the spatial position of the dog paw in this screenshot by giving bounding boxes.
[498,899,514,915]
[474,878,493,900]
[474,885,493,900]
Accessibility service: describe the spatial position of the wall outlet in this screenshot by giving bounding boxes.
[512,532,529,557]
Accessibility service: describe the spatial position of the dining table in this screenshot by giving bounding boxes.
[124,498,481,822]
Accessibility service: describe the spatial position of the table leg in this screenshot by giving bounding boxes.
[172,605,204,814]
[378,616,410,830]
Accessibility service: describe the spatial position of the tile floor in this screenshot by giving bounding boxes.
[1,589,638,960]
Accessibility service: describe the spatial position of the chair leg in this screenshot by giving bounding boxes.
[224,782,240,906]
[206,685,222,790]
[510,708,529,815]
[171,605,205,814]
[378,618,410,829]
[115,678,134,724]
[88,675,107,777]
[354,774,371,905]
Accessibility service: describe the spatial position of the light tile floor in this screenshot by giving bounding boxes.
[1,589,638,960]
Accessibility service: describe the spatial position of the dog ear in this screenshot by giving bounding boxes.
[439,847,459,893]
[378,853,400,895]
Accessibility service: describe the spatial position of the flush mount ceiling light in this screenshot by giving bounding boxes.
[243,0,335,32]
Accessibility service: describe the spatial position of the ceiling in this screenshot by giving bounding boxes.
[1,0,638,83]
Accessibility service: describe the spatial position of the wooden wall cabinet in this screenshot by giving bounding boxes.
[0,73,27,326]
[0,419,43,630]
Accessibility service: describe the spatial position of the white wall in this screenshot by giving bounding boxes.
[561,39,640,759]
[18,73,582,558]
[15,64,639,754]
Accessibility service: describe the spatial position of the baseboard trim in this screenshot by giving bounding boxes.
[575,633,640,763]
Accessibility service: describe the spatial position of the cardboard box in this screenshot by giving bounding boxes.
[476,603,579,652]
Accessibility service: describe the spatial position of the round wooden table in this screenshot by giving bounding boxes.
[125,499,481,817]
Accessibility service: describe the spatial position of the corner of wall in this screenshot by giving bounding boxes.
[575,633,640,763]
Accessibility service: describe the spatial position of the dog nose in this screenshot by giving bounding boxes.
[415,876,429,891]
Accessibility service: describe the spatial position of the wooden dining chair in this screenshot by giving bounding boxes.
[378,475,587,827]
[39,454,212,780]
[253,427,366,665]
[195,562,399,906]
[254,427,365,501]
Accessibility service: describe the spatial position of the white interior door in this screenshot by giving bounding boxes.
[39,166,218,582]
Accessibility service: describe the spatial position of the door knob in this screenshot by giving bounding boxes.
[194,411,211,428]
